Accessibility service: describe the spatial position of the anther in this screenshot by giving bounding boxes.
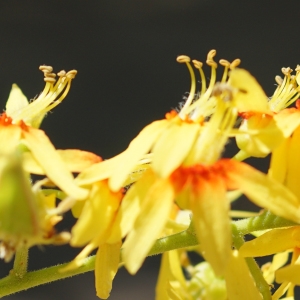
[230,59,241,70]
[192,60,203,69]
[66,70,77,79]
[219,59,230,68]
[57,70,66,77]
[176,55,191,63]
[296,65,300,72]
[275,76,283,85]
[206,50,217,68]
[43,77,56,83]
[282,67,292,76]
[39,65,53,73]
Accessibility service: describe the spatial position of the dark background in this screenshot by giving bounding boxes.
[0,1,300,299]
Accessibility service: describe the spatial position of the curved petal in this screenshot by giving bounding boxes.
[240,227,300,257]
[95,242,121,299]
[109,119,170,191]
[122,177,174,274]
[0,124,22,154]
[22,127,88,200]
[226,160,300,223]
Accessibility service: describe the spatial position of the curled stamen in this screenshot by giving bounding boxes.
[230,59,241,70]
[177,55,196,118]
[176,55,191,63]
[192,59,206,96]
[219,59,230,83]
[206,49,217,68]
[9,65,77,126]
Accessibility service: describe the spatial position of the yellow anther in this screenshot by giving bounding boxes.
[192,60,203,69]
[44,77,56,83]
[275,76,283,85]
[176,55,191,63]
[57,70,66,77]
[295,65,300,72]
[230,59,241,70]
[39,65,53,73]
[219,59,230,68]
[282,67,292,76]
[66,70,77,79]
[206,50,217,68]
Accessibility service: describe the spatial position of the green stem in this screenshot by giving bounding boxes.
[0,255,95,298]
[0,211,296,298]
[12,245,29,278]
[231,223,271,300]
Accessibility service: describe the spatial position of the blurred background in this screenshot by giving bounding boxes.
[1,0,300,299]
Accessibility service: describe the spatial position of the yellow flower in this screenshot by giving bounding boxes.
[234,66,300,159]
[0,67,89,200]
[62,180,123,299]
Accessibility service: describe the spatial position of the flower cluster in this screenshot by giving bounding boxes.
[1,50,300,299]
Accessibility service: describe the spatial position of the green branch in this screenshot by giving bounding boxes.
[0,210,296,298]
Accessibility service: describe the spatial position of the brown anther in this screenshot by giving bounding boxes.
[275,75,283,85]
[176,55,191,63]
[230,59,241,69]
[192,60,203,69]
[39,65,53,73]
[219,59,230,68]
[282,67,292,76]
[57,70,66,77]
[66,70,77,79]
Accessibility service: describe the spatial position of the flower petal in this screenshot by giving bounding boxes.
[5,84,29,117]
[22,127,88,199]
[239,227,300,257]
[224,250,263,300]
[152,122,199,178]
[122,176,174,274]
[0,124,22,154]
[95,242,121,299]
[226,160,300,223]
[228,69,270,114]
[276,264,300,285]
[109,119,170,191]
[190,177,231,276]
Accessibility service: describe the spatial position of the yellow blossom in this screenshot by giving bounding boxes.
[0,67,89,200]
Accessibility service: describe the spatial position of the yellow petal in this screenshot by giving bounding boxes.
[274,109,300,138]
[190,178,231,276]
[268,138,289,184]
[0,124,22,154]
[228,69,270,113]
[152,122,199,178]
[228,161,300,223]
[71,181,121,246]
[23,149,102,175]
[240,227,300,257]
[95,242,121,299]
[22,127,88,200]
[224,250,263,300]
[75,153,124,186]
[109,119,170,191]
[236,115,284,157]
[122,177,174,274]
[107,169,157,244]
[276,264,300,285]
[286,126,300,199]
[5,84,29,117]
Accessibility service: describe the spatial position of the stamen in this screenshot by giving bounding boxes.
[219,59,230,83]
[192,60,206,96]
[10,66,77,124]
[176,55,196,118]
